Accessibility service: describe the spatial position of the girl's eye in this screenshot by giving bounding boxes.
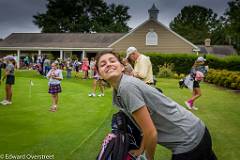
[110,59,117,63]
[100,63,106,67]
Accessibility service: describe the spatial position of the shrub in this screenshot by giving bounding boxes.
[179,73,186,79]
[157,63,176,78]
[205,69,240,89]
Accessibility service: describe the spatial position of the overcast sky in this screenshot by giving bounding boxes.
[0,0,230,39]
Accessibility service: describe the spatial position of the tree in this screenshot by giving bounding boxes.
[33,0,131,33]
[92,4,131,32]
[210,16,229,45]
[224,0,240,53]
[170,5,219,44]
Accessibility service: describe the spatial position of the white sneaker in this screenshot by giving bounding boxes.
[192,106,198,110]
[0,100,12,105]
[6,101,12,105]
[0,100,8,105]
[88,93,96,97]
[0,99,7,102]
[98,93,104,97]
[185,101,192,110]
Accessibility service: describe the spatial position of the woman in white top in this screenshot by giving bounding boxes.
[46,62,63,112]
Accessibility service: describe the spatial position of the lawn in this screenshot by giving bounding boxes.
[0,70,239,160]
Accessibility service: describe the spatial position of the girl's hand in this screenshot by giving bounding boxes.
[51,72,56,78]
[133,71,138,77]
[129,148,144,158]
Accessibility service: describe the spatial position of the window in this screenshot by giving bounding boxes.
[146,29,158,45]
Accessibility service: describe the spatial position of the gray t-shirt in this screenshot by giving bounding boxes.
[113,74,205,154]
[43,59,51,67]
[6,63,15,76]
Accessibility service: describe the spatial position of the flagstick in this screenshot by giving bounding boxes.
[29,80,32,98]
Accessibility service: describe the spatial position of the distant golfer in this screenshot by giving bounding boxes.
[185,56,208,110]
[46,62,63,112]
[0,56,16,106]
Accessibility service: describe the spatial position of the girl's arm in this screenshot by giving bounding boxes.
[1,68,10,81]
[130,106,157,160]
[52,70,63,81]
[46,69,52,79]
[53,76,62,80]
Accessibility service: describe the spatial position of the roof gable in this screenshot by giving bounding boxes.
[109,19,198,50]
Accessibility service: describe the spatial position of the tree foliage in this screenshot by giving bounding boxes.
[169,5,220,44]
[33,0,131,33]
[224,0,240,52]
[210,16,229,45]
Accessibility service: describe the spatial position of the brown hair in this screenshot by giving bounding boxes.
[193,61,204,68]
[95,50,122,71]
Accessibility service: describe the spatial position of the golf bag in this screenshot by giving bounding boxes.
[96,111,142,160]
[179,74,194,90]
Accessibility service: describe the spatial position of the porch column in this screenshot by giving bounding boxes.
[38,50,41,56]
[37,50,42,62]
[60,50,63,60]
[82,50,86,60]
[17,49,20,69]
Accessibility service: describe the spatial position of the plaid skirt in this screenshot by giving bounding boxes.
[48,84,62,94]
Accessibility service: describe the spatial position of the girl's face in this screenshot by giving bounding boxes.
[51,64,57,70]
[97,53,124,81]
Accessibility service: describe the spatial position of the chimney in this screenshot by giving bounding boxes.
[205,38,211,47]
[148,3,159,21]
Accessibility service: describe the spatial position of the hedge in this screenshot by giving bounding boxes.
[146,53,196,74]
[142,53,240,75]
[205,69,240,90]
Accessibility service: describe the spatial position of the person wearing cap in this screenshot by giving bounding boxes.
[126,47,154,85]
[185,56,208,110]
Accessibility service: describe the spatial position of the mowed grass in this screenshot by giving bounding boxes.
[0,70,239,160]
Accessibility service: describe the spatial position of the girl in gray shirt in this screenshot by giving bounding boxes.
[0,57,15,105]
[95,51,217,160]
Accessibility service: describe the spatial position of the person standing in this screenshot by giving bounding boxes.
[43,56,51,76]
[23,56,30,69]
[126,46,154,85]
[126,47,163,92]
[0,59,4,81]
[81,57,89,79]
[89,57,96,78]
[73,59,81,78]
[95,51,217,160]
[0,56,16,105]
[66,58,72,78]
[46,62,63,112]
[88,60,104,97]
[185,56,208,110]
